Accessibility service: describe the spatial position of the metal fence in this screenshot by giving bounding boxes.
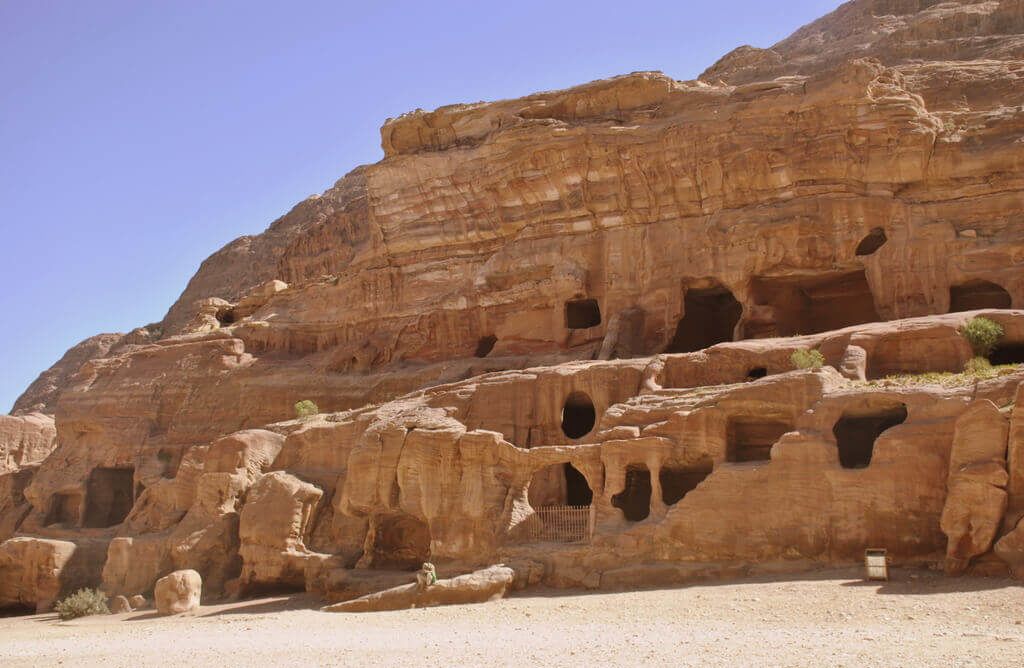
[522,505,593,543]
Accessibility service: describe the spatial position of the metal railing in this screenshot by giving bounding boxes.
[522,505,593,543]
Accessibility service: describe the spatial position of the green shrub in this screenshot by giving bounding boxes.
[964,356,993,374]
[294,399,319,419]
[790,348,825,370]
[54,588,109,620]
[960,317,1003,357]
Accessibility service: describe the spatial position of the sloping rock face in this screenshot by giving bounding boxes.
[4,0,1024,611]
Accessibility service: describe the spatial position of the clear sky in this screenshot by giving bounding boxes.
[0,0,841,412]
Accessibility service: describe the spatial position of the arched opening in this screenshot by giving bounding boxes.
[474,335,497,358]
[565,299,601,329]
[528,463,593,508]
[561,391,596,439]
[371,514,431,570]
[612,465,651,521]
[745,271,880,338]
[660,462,713,505]
[82,467,134,528]
[989,343,1024,366]
[666,284,742,353]
[726,416,792,462]
[855,228,888,256]
[833,404,907,469]
[949,280,1011,312]
[746,367,767,380]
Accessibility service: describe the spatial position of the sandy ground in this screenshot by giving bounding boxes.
[1,568,1022,667]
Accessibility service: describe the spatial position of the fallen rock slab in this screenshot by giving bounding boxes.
[321,565,514,613]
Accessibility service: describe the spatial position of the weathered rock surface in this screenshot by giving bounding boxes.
[3,0,1024,612]
[321,565,515,613]
[154,569,202,615]
[109,594,131,614]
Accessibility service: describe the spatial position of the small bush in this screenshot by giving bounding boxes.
[54,588,109,620]
[791,348,825,370]
[294,399,319,419]
[960,317,1003,357]
[964,356,993,374]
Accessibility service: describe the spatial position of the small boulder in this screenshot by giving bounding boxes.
[154,569,202,615]
[109,595,132,614]
[129,594,147,610]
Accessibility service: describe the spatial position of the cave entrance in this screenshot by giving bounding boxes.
[990,344,1024,366]
[612,465,652,522]
[833,404,907,469]
[746,367,767,380]
[528,463,593,508]
[474,335,497,358]
[45,492,82,527]
[726,417,792,463]
[666,284,742,353]
[855,228,888,256]
[82,468,134,528]
[371,514,431,570]
[565,298,601,329]
[659,463,713,505]
[561,391,596,439]
[745,271,880,338]
[949,280,1011,312]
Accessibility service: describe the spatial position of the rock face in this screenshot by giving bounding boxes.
[154,569,202,615]
[4,0,1024,612]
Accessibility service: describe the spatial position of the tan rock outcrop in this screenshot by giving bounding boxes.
[940,399,1009,574]
[154,569,202,615]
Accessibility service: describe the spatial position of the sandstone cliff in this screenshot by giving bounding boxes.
[4,0,1024,612]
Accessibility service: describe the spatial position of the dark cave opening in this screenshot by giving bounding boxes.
[832,404,908,469]
[82,467,135,528]
[474,335,497,358]
[611,465,652,522]
[949,280,1011,312]
[528,462,593,507]
[666,284,742,353]
[990,344,1024,366]
[565,298,602,329]
[855,228,888,256]
[659,464,712,505]
[746,270,880,338]
[561,391,596,439]
[371,514,432,570]
[746,367,768,380]
[726,417,792,463]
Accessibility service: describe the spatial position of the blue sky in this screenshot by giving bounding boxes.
[0,0,841,412]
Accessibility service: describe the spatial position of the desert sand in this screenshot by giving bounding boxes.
[1,568,1021,667]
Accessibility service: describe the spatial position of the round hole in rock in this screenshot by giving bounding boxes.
[855,228,888,256]
[474,335,497,358]
[561,391,596,439]
[746,367,767,380]
[990,343,1024,366]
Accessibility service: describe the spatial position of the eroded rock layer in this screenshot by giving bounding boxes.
[4,0,1024,612]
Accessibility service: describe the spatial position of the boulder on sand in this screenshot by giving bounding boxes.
[321,565,514,613]
[154,569,202,615]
